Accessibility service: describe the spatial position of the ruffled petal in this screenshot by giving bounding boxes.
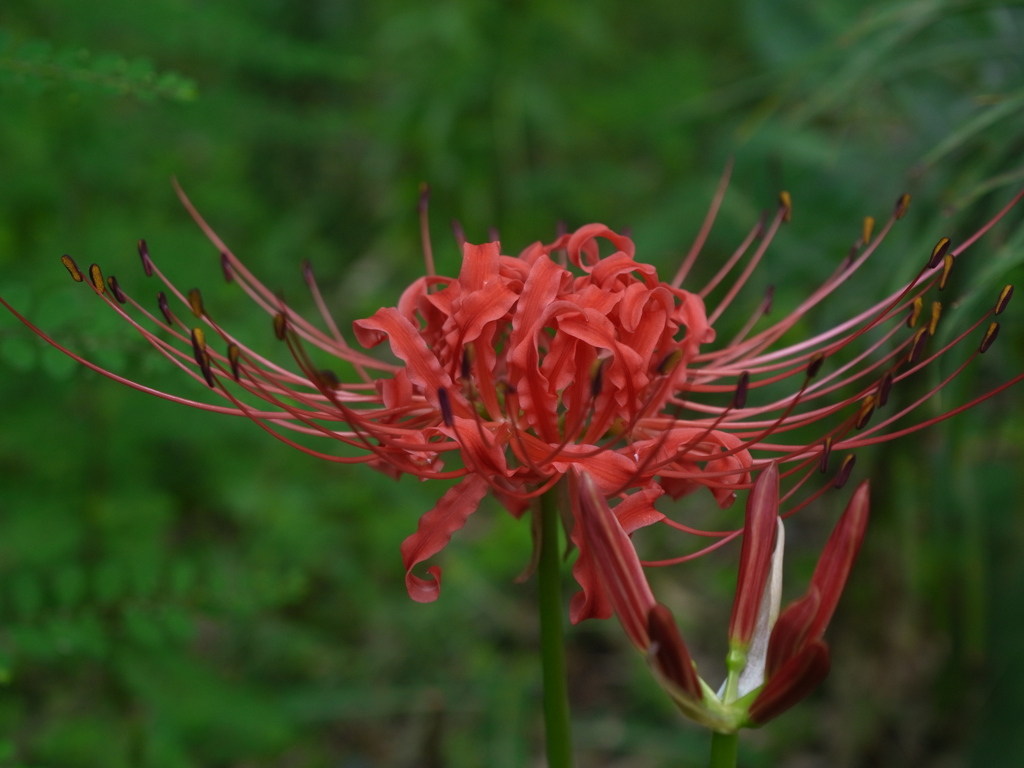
[399,475,490,603]
[353,307,455,411]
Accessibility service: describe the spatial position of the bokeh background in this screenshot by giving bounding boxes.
[1,1,1023,766]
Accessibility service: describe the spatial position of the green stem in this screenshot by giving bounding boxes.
[709,732,738,768]
[538,487,574,767]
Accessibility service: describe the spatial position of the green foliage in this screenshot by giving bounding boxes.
[0,30,196,102]
[0,0,1022,766]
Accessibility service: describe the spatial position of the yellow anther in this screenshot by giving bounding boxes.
[60,255,84,282]
[861,216,875,245]
[88,264,105,294]
[855,395,876,430]
[188,289,205,318]
[908,296,923,328]
[939,253,954,290]
[980,322,1000,354]
[928,302,942,336]
[894,193,911,220]
[228,343,241,380]
[995,285,1013,316]
[929,237,951,269]
[779,191,792,223]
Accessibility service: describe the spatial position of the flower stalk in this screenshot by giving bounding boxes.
[709,732,739,768]
[538,485,574,767]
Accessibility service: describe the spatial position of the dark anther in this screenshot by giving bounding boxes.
[806,353,825,379]
[779,191,792,223]
[138,239,154,277]
[317,369,340,390]
[107,276,127,304]
[157,291,174,325]
[834,454,856,489]
[928,302,942,337]
[302,259,315,286]
[894,193,911,220]
[854,396,876,430]
[488,226,500,243]
[762,285,775,315]
[461,347,472,380]
[591,359,606,399]
[928,237,951,269]
[732,371,750,410]
[88,264,105,294]
[909,327,929,365]
[273,313,287,340]
[60,255,84,282]
[843,245,858,272]
[878,371,895,407]
[191,328,215,388]
[862,216,875,245]
[657,349,683,376]
[450,219,466,248]
[907,296,923,328]
[228,343,241,380]
[995,285,1014,316]
[188,289,205,319]
[438,387,454,427]
[418,182,430,214]
[939,253,954,291]
[980,322,1000,354]
[818,436,834,474]
[220,251,234,283]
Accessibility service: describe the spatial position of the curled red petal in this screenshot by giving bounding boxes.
[729,462,780,646]
[400,475,490,603]
[352,307,455,411]
[747,640,831,725]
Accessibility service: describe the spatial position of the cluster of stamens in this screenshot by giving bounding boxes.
[3,177,1020,599]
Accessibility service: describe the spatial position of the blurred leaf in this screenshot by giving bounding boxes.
[0,30,197,102]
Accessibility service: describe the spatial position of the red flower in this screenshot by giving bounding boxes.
[572,463,868,730]
[2,179,1020,606]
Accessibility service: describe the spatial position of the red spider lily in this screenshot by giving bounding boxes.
[572,464,868,730]
[1,176,1020,605]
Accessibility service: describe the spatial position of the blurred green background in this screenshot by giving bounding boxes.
[1,1,1023,766]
